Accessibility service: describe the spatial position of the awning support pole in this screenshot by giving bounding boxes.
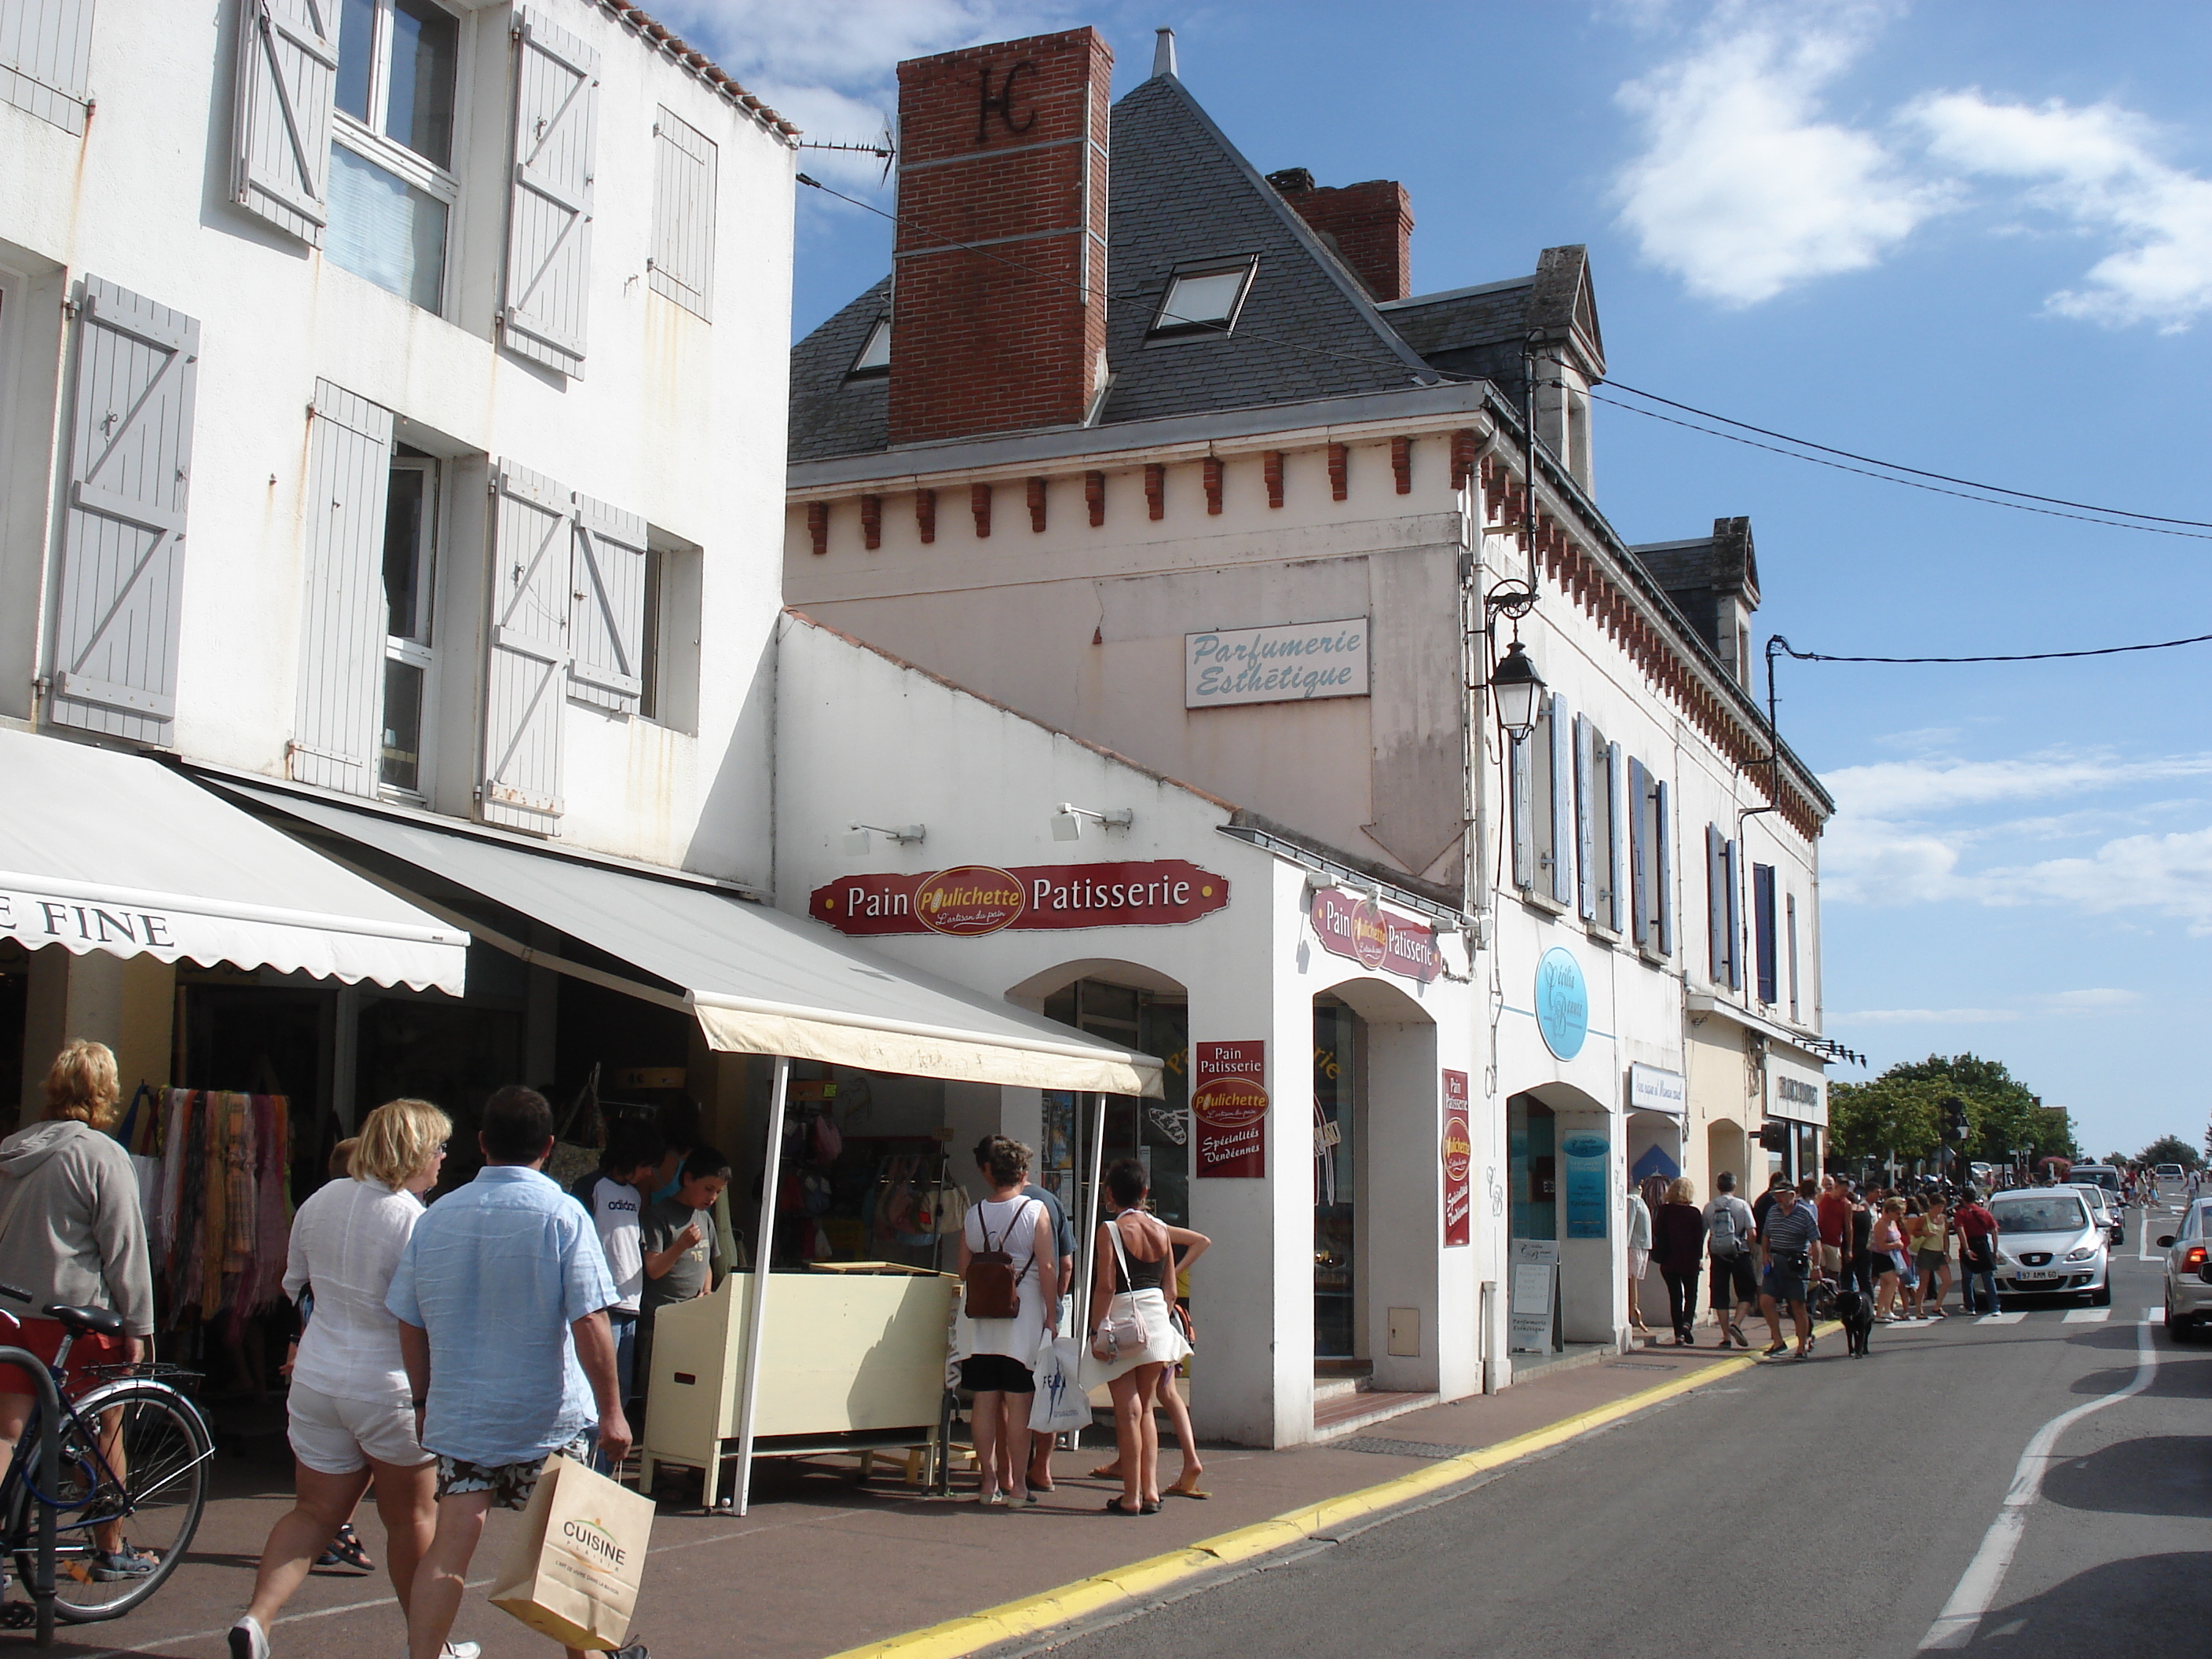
[731,1053,790,1518]
[1075,1091,1108,1342]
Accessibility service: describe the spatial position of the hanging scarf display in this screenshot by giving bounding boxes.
[148,1090,294,1328]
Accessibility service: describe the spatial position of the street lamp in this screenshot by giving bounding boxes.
[1489,639,1545,742]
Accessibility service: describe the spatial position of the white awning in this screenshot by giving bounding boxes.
[222,784,1161,1097]
[0,730,467,993]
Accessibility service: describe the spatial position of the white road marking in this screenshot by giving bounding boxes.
[2061,1308,2109,1324]
[1918,1322,2159,1650]
[1976,1312,2025,1324]
[2144,1307,2165,1325]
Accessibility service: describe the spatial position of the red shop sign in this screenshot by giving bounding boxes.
[811,859,1229,937]
[1441,1069,1471,1247]
[1309,886,1442,983]
[1192,1040,1266,1179]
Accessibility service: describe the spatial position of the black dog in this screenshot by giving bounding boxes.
[1836,1286,1874,1357]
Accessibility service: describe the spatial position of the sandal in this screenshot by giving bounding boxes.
[1089,1463,1124,1481]
[315,1522,373,1573]
[1165,1481,1210,1500]
[1141,1500,1162,1514]
[1104,1496,1143,1515]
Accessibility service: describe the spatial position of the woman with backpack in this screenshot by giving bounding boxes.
[957,1137,1057,1507]
[1702,1172,1757,1348]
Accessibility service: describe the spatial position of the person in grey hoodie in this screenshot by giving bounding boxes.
[0,1039,156,1580]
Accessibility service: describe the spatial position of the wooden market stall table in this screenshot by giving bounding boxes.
[639,1262,958,1509]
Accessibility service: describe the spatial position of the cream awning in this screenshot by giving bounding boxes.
[0,730,467,992]
[223,784,1161,1097]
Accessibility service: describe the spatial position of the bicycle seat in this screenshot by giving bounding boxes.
[45,1305,125,1339]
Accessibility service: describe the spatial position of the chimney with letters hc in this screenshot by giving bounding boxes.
[888,30,1114,446]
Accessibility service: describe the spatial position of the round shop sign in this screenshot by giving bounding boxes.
[912,866,1027,936]
[1534,947,1588,1060]
[1191,1075,1269,1131]
[1441,1108,1472,1184]
[1350,898,1389,970]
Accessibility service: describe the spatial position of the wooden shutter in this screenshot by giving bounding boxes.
[1571,715,1595,920]
[232,0,336,245]
[1604,741,1625,933]
[501,6,599,379]
[1509,734,1534,892]
[1,0,96,134]
[481,462,570,833]
[1547,693,1573,905]
[289,381,390,793]
[1627,757,1649,947]
[650,105,716,320]
[1752,862,1778,1004]
[1653,778,1674,958]
[1705,824,1727,983]
[1723,837,1742,991]
[567,490,646,714]
[49,276,200,744]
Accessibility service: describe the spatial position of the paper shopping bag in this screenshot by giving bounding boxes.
[489,1454,655,1651]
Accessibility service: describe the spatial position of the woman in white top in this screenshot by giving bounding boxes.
[956,1136,1057,1506]
[231,1100,474,1659]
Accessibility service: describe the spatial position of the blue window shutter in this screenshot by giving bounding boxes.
[1627,757,1649,947]
[481,461,571,833]
[48,276,200,744]
[1605,741,1626,933]
[501,6,600,379]
[1654,779,1674,957]
[1548,693,1573,905]
[1573,714,1595,920]
[289,380,391,793]
[1510,733,1534,891]
[1706,825,1726,982]
[1752,862,1778,1004]
[232,0,337,245]
[1724,838,1742,991]
[0,0,96,134]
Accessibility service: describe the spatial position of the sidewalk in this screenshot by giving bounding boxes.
[57,1340,1767,1659]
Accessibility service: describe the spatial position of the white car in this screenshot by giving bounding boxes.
[1990,1189,2111,1306]
[2066,1182,2125,1247]
[2152,1163,2185,1201]
[2159,1199,2212,1341]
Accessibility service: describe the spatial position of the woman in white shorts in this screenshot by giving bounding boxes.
[229,1100,474,1659]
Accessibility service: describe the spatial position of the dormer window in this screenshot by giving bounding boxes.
[1148,258,1258,339]
[848,317,891,378]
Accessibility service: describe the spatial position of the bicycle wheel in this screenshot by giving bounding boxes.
[6,1379,212,1621]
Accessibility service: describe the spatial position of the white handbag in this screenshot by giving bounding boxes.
[1090,1218,1148,1361]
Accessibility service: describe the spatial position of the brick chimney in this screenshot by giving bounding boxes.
[888,30,1114,446]
[1268,173,1413,302]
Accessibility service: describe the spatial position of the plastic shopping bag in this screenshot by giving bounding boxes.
[1030,1329,1090,1433]
[489,1455,654,1652]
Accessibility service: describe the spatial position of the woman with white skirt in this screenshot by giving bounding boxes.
[1086,1160,1195,1514]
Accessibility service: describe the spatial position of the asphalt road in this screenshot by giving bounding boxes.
[1026,1204,2212,1659]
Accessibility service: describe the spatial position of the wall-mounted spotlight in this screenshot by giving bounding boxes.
[1050,804,1133,842]
[844,822,927,855]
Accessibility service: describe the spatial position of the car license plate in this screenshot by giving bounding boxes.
[2017,1271,2058,1282]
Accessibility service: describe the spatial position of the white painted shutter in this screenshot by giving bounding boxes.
[1653,778,1674,958]
[1604,740,1625,934]
[290,381,390,793]
[0,0,96,135]
[49,276,199,744]
[231,0,335,245]
[650,105,716,320]
[1706,824,1727,983]
[567,490,646,714]
[1627,756,1649,947]
[1547,693,1573,905]
[500,6,599,379]
[1572,714,1595,921]
[481,462,571,833]
[1509,734,1534,892]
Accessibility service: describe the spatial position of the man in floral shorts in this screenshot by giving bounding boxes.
[389,1087,639,1659]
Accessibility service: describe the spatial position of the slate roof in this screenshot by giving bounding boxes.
[788,277,889,463]
[1628,519,1760,657]
[1378,280,1536,401]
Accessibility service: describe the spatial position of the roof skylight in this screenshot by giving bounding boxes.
[848,317,890,376]
[1149,260,1257,339]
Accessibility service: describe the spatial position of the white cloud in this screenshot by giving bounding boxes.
[1823,752,2212,819]
[2036,987,2139,1010]
[1612,4,1942,304]
[1981,826,2212,932]
[1835,1006,2020,1025]
[1910,91,2212,331]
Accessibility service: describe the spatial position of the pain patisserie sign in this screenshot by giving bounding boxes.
[1309,885,1441,983]
[1192,1041,1267,1178]
[811,859,1229,937]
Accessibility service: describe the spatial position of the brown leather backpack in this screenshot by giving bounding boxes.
[963,1199,1031,1320]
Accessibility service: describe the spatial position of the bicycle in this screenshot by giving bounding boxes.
[0,1287,214,1625]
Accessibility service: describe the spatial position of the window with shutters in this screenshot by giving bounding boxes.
[1785,892,1800,1021]
[1574,716,1620,934]
[1752,862,1778,1006]
[326,0,461,313]
[3,0,97,135]
[1509,695,1574,908]
[1627,762,1671,961]
[650,106,716,320]
[639,529,701,734]
[379,449,439,793]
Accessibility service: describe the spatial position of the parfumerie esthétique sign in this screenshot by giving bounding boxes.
[1185,617,1370,709]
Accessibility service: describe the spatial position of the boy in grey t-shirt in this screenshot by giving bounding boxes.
[635,1147,731,1401]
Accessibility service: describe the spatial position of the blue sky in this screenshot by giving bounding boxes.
[661,1,2212,1162]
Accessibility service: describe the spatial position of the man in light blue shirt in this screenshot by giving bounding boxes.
[388,1087,638,1659]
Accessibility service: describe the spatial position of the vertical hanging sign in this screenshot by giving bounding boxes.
[1441,1070,1471,1247]
[1192,1041,1267,1178]
[1562,1130,1610,1240]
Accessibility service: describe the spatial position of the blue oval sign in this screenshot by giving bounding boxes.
[1535,947,1588,1060]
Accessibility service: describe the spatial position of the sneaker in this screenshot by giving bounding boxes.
[604,1646,650,1659]
[441,1643,482,1659]
[91,1546,158,1582]
[1763,1340,1789,1357]
[229,1617,271,1659]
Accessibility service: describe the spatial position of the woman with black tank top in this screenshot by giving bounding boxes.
[1086,1160,1204,1514]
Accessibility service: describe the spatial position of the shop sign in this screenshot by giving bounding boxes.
[1627,1062,1686,1117]
[1562,1130,1609,1240]
[1533,947,1588,1060]
[1767,1064,1828,1126]
[2,889,178,950]
[1309,886,1441,983]
[1441,1069,1471,1247]
[811,859,1229,937]
[1510,1239,1558,1353]
[1185,617,1370,709]
[1192,1040,1266,1178]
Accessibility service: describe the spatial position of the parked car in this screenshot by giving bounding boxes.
[2071,1164,2123,1200]
[2153,1163,2186,1200]
[2067,1182,2125,1247]
[2158,1199,2212,1341]
[1990,1189,2111,1306]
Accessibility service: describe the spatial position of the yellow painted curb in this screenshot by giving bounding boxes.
[819,1334,1826,1659]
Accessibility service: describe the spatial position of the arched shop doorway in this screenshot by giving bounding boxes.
[1031,969,1191,1229]
[1509,1083,1617,1350]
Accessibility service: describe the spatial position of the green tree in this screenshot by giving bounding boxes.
[1827,1076,1945,1162]
[2139,1134,2203,1172]
[1839,1054,2077,1168]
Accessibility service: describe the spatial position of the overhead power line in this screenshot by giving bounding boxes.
[1773,632,2212,665]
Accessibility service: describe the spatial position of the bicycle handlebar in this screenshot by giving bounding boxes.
[0,1284,31,1305]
